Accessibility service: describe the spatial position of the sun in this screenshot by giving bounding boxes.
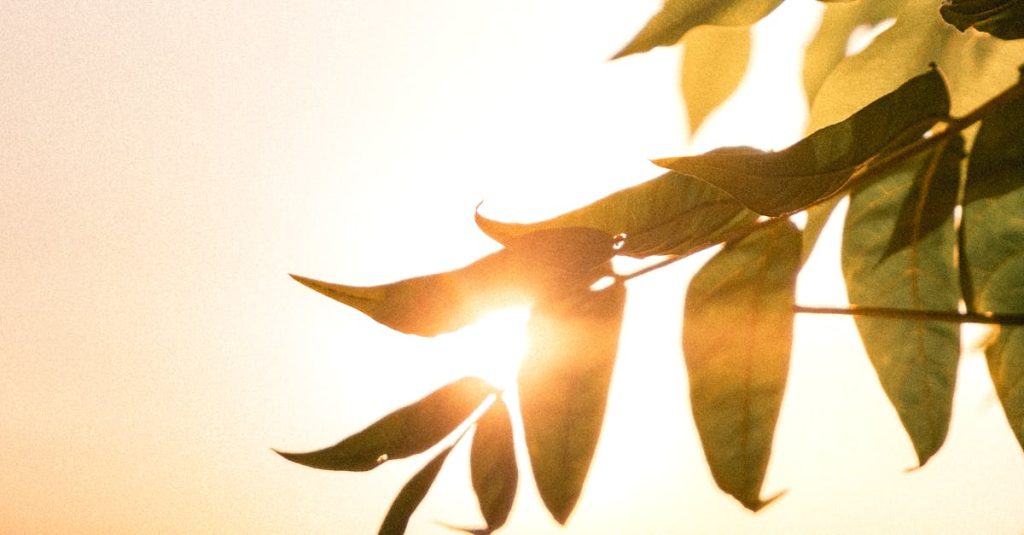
[443,306,532,391]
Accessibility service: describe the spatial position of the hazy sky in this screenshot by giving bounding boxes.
[2,2,1023,534]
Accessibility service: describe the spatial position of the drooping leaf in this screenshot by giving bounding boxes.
[682,25,751,134]
[841,137,964,466]
[984,325,1024,451]
[518,283,626,524]
[683,221,801,511]
[476,172,758,259]
[470,398,518,532]
[803,0,905,105]
[940,0,1024,40]
[379,445,455,535]
[655,68,951,216]
[612,0,783,59]
[959,92,1024,449]
[275,377,494,471]
[292,227,616,336]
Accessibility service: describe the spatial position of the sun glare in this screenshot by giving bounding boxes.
[446,306,532,390]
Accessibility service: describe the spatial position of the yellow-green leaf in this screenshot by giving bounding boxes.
[803,0,906,105]
[518,283,625,524]
[656,69,950,216]
[470,398,518,532]
[613,0,783,59]
[379,445,454,535]
[683,221,801,511]
[292,227,616,336]
[842,138,964,465]
[476,172,758,259]
[275,377,494,471]
[682,25,751,134]
[960,92,1024,450]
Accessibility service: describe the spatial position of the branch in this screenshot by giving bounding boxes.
[793,305,1024,326]
[615,70,1024,284]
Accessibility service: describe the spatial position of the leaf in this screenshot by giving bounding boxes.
[613,0,783,59]
[292,227,617,336]
[959,92,1024,449]
[985,326,1024,451]
[808,0,1024,131]
[379,445,454,535]
[683,221,801,511]
[470,398,518,532]
[476,172,758,259]
[682,25,751,134]
[655,68,951,216]
[275,377,494,471]
[802,0,906,105]
[960,92,1024,310]
[518,282,626,524]
[841,137,964,466]
[798,0,1022,262]
[940,0,1024,40]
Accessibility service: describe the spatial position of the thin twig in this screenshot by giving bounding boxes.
[793,305,1024,326]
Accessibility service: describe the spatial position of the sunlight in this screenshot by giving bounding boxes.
[445,307,532,390]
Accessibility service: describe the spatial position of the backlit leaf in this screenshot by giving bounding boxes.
[940,0,1024,40]
[682,25,751,134]
[379,445,454,535]
[683,221,801,511]
[470,398,518,532]
[808,0,1024,130]
[841,138,964,466]
[613,0,783,59]
[292,227,616,336]
[655,68,950,216]
[275,377,494,471]
[518,283,625,524]
[803,0,905,105]
[799,0,1022,261]
[984,325,1024,451]
[960,93,1024,449]
[476,172,758,259]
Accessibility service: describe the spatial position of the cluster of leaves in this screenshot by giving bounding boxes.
[280,0,1024,532]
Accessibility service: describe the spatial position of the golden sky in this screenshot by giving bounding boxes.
[2,1,1022,533]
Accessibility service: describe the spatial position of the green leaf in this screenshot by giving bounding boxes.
[292,227,616,336]
[798,0,1021,262]
[960,92,1024,450]
[518,283,626,524]
[655,68,951,216]
[470,398,518,532]
[613,0,783,59]
[960,93,1024,311]
[476,172,758,259]
[275,377,494,471]
[841,137,964,466]
[985,326,1024,451]
[379,445,454,535]
[803,0,906,105]
[682,25,751,134]
[940,0,1024,40]
[683,221,801,511]
[808,0,1024,130]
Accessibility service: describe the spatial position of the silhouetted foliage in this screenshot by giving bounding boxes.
[280,1,1024,532]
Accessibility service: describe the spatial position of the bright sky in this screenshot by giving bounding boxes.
[2,2,1022,534]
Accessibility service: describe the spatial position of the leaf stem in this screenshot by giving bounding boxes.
[616,218,786,281]
[616,72,1024,285]
[793,305,1024,326]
